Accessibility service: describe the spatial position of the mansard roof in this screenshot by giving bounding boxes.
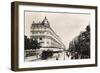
[31,16,50,27]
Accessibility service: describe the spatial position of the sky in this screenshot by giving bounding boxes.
[25,11,90,49]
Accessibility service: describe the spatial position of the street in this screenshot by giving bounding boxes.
[25,52,71,62]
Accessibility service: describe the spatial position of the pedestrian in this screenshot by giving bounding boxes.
[56,53,59,60]
[56,56,58,60]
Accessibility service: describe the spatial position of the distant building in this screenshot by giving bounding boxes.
[30,17,65,51]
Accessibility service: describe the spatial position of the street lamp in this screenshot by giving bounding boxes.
[64,48,66,60]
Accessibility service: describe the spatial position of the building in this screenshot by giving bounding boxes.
[30,17,65,51]
[68,25,90,59]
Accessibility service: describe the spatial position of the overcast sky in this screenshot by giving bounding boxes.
[25,11,90,49]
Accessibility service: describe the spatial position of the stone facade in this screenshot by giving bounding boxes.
[30,17,65,51]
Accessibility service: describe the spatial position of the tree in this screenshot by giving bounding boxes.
[30,38,41,49]
[24,35,30,50]
[68,25,90,59]
[30,38,41,58]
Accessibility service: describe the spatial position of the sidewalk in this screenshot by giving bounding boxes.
[25,56,41,62]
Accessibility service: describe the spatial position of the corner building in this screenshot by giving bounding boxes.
[30,17,65,51]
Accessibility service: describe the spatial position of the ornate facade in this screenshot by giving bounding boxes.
[30,17,65,51]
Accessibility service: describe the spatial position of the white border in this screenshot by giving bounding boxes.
[18,5,96,68]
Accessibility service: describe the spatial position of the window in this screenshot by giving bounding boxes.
[47,41,49,44]
[40,38,42,40]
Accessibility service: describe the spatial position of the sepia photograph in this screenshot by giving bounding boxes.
[11,2,97,71]
[24,11,91,62]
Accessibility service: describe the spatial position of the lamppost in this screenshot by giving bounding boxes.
[64,49,65,60]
